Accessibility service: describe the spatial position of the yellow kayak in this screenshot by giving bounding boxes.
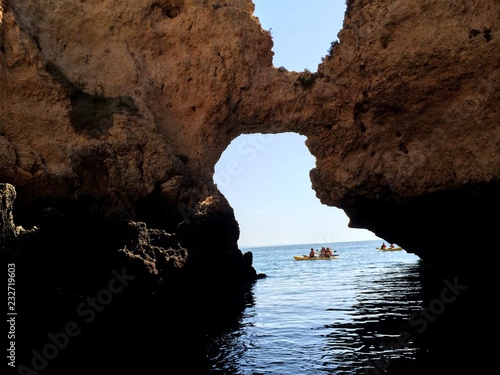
[376,247,402,251]
[293,255,339,261]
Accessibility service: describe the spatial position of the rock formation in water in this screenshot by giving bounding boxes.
[1,0,499,275]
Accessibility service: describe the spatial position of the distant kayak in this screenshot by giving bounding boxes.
[376,247,402,251]
[294,255,339,261]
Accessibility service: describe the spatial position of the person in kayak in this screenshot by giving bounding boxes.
[319,247,330,257]
[309,248,316,258]
[380,243,387,249]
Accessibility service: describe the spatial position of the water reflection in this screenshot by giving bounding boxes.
[315,263,490,374]
[207,290,258,374]
[321,263,423,374]
[208,259,491,374]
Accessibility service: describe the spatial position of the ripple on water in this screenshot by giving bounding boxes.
[208,241,437,374]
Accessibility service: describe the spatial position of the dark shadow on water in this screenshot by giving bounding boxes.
[9,251,493,375]
[320,263,423,374]
[9,270,257,375]
[319,261,494,374]
[397,261,495,375]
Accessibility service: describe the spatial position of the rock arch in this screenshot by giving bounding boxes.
[1,0,500,269]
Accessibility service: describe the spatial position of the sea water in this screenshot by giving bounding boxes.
[206,240,491,374]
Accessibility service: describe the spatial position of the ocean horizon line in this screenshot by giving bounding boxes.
[240,238,382,250]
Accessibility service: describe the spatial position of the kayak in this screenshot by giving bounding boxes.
[376,247,402,251]
[294,255,339,261]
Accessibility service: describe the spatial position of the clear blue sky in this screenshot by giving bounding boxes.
[214,1,381,247]
[252,0,344,72]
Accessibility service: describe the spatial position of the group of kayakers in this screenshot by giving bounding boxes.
[309,247,335,258]
[380,243,396,249]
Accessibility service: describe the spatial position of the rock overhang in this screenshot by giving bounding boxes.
[0,0,499,267]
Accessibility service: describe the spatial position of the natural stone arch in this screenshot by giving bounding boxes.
[1,0,500,268]
[214,131,379,247]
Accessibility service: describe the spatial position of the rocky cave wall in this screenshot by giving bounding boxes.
[1,0,500,270]
[310,0,500,261]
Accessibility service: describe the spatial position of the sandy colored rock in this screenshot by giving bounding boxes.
[0,183,16,237]
[1,0,499,263]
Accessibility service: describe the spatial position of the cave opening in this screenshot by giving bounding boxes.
[214,132,379,248]
[252,0,346,72]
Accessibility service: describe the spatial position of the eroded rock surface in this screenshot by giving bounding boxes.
[309,0,500,260]
[0,183,16,237]
[1,0,499,270]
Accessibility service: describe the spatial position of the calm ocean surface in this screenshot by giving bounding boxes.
[205,240,490,375]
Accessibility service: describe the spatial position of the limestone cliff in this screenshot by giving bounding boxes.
[309,0,500,260]
[1,0,499,273]
[0,0,268,284]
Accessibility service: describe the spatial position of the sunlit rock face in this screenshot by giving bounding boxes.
[0,0,269,282]
[1,0,499,267]
[308,0,500,261]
